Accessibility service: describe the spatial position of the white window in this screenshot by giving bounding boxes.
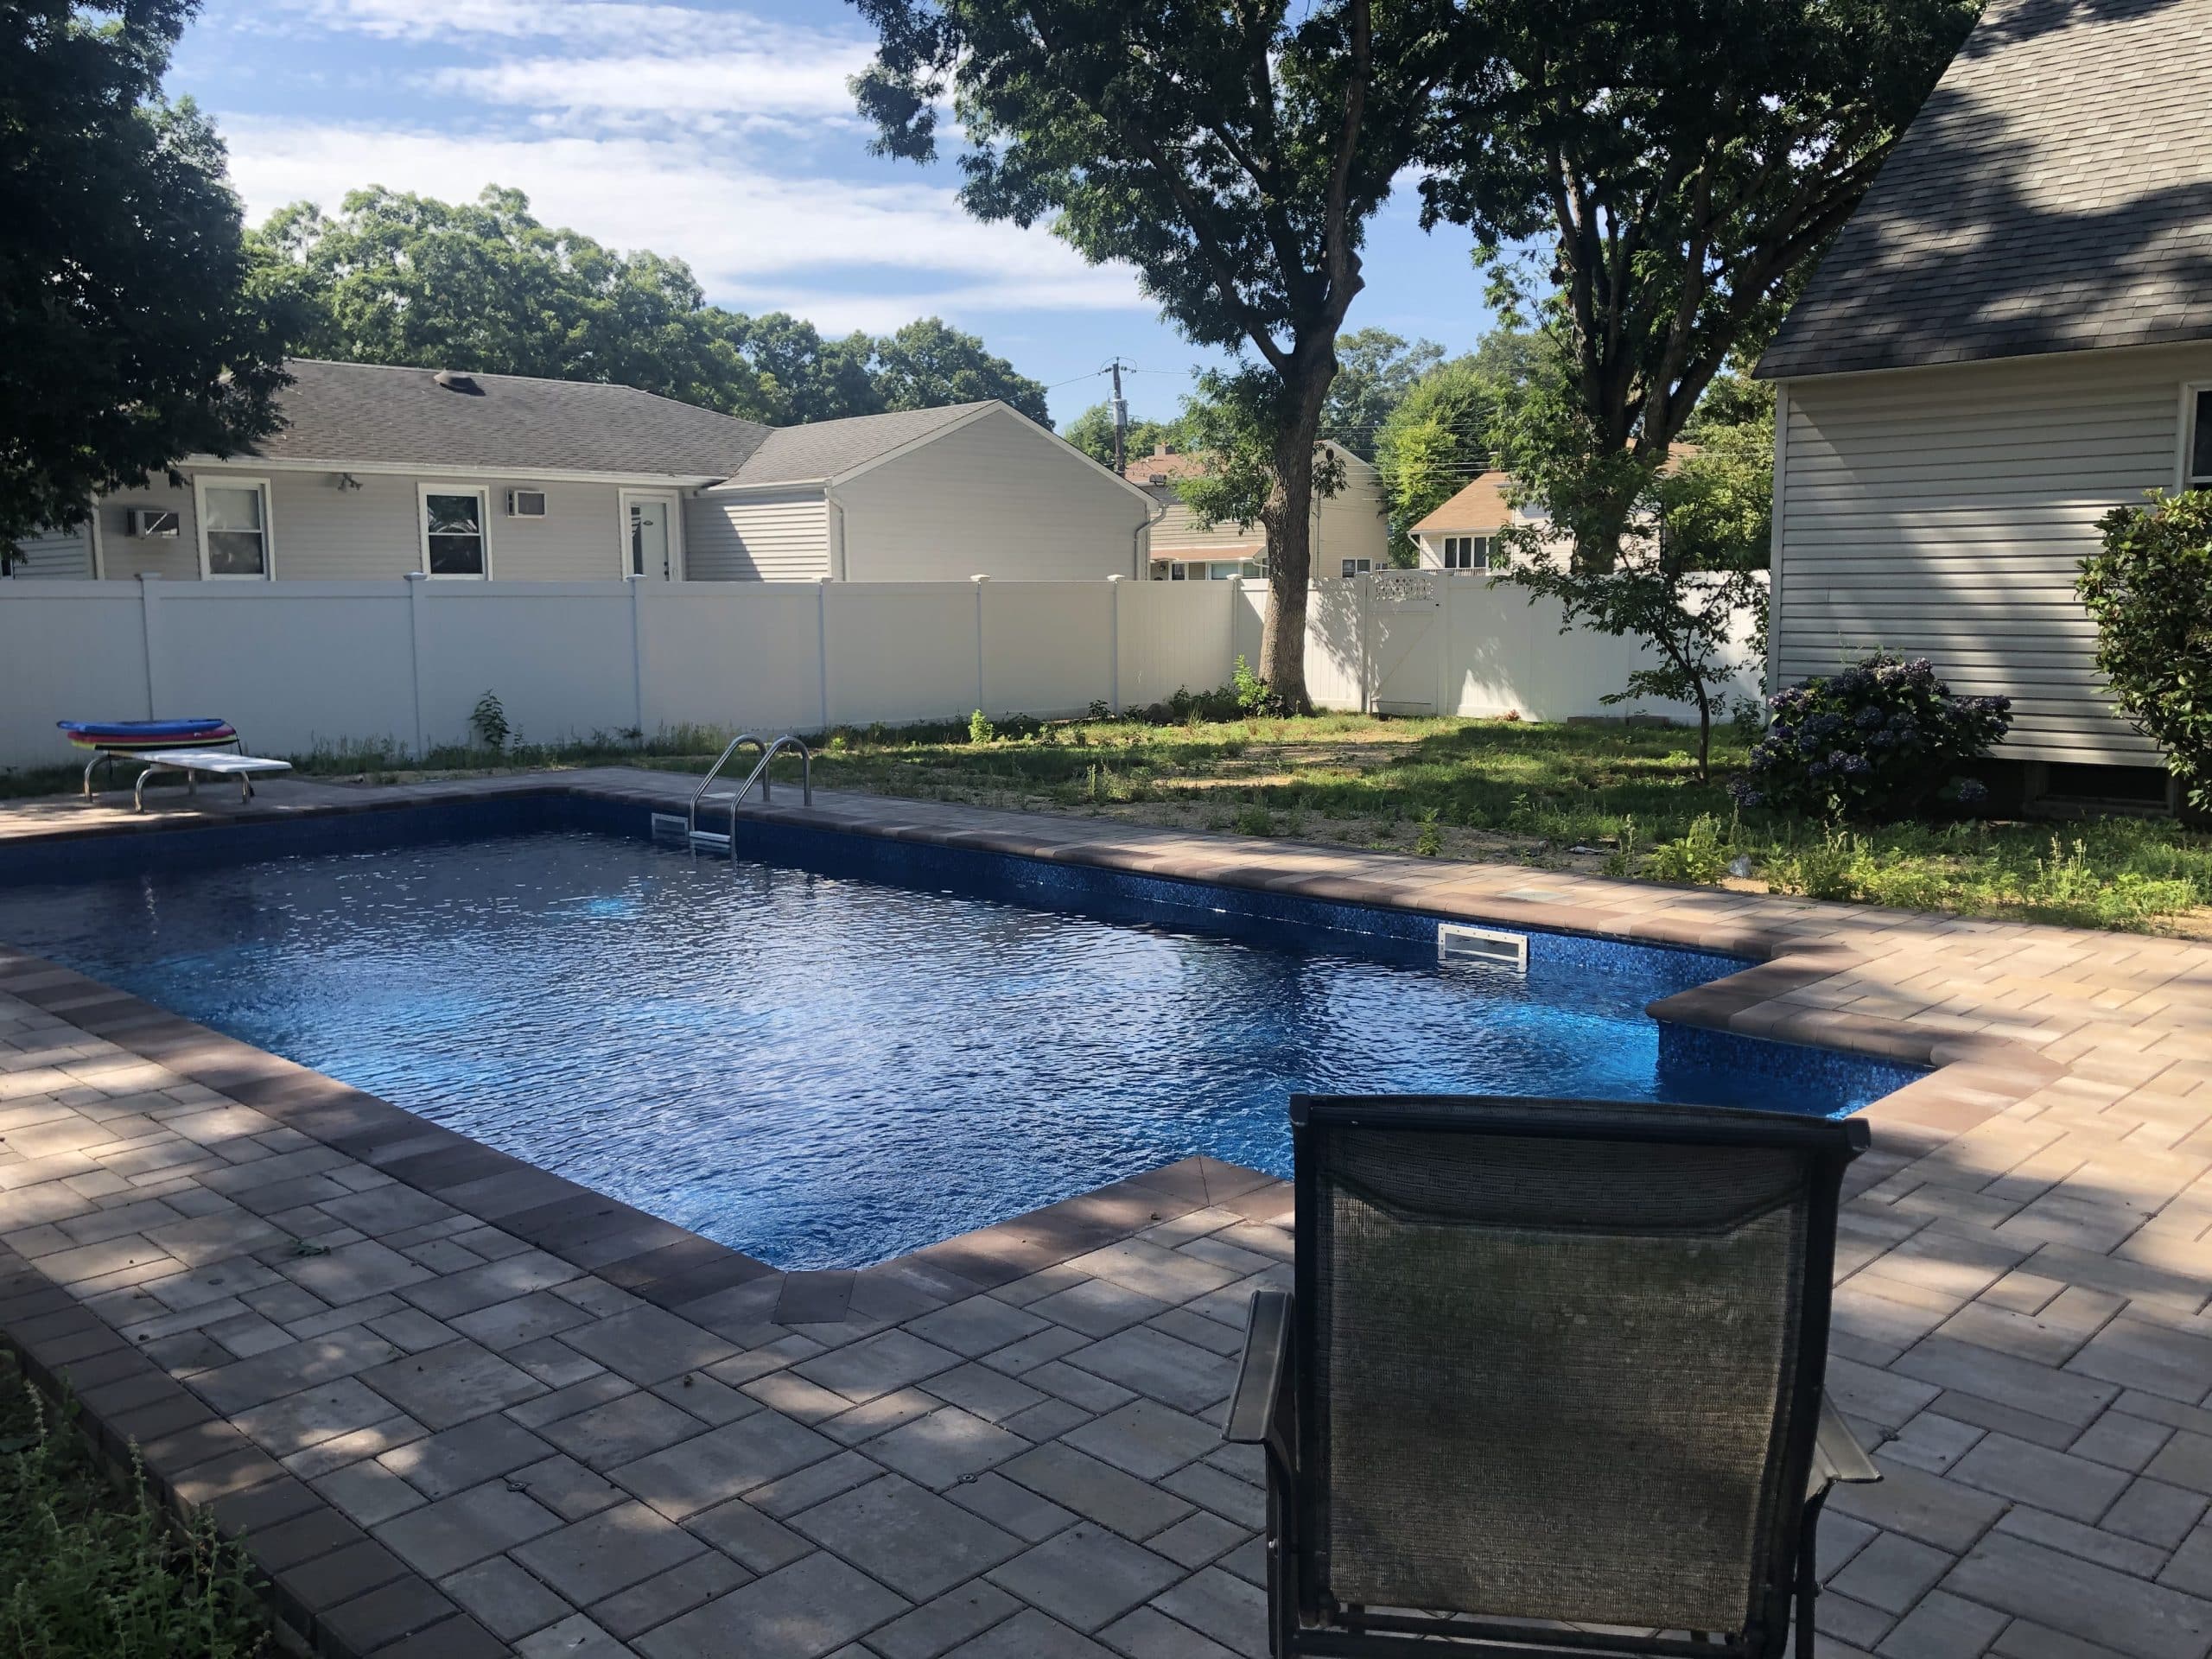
[194,478,272,579]
[2189,387,2212,487]
[420,486,489,577]
[1441,535,1491,570]
[1340,557,1373,578]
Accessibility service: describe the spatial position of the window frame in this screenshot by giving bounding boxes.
[418,483,493,579]
[192,475,275,581]
[2180,384,2212,490]
[1340,557,1373,579]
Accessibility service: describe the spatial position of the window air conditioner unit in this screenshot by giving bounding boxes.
[127,509,181,538]
[506,490,547,518]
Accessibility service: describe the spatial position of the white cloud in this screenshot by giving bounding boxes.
[267,0,847,54]
[428,50,872,129]
[221,118,1150,330]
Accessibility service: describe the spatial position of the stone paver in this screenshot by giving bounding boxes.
[3,770,2212,1656]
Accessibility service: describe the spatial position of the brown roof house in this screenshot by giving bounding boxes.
[1756,0,2212,789]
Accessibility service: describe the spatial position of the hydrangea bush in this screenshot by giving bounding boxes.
[1731,654,2011,820]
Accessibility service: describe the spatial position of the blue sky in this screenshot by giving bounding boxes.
[172,0,1501,426]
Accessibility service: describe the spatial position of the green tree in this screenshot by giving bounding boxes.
[870,317,1049,424]
[1322,328,1443,459]
[1061,403,1178,469]
[2,0,293,556]
[1173,369,1346,549]
[1372,332,1535,557]
[852,0,1450,709]
[1656,372,1777,577]
[716,311,880,424]
[253,187,769,416]
[1421,0,1975,567]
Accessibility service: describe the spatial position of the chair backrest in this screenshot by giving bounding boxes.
[1292,1095,1864,1649]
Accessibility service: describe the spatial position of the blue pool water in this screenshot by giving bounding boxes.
[0,805,1918,1268]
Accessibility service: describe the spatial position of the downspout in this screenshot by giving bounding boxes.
[1135,493,1169,580]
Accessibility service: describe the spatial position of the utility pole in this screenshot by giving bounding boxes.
[1108,358,1128,477]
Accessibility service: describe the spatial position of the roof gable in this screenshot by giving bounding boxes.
[719,403,990,488]
[1410,473,1516,535]
[232,359,772,477]
[1758,0,2212,380]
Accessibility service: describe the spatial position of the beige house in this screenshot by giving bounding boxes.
[1408,471,1539,569]
[1757,0,2212,797]
[1124,440,1388,580]
[10,359,1154,585]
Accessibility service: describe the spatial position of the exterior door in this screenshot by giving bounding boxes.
[627,495,676,580]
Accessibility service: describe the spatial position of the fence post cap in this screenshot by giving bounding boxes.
[403,571,428,582]
[970,573,990,582]
[1107,574,1126,582]
[136,572,163,582]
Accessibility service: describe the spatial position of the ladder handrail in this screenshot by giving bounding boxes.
[723,734,813,842]
[689,733,766,836]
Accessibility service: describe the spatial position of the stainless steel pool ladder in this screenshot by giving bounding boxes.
[683,732,812,851]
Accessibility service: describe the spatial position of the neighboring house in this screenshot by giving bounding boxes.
[1124,441,1388,580]
[1756,0,2212,798]
[1408,471,1541,569]
[10,359,1152,585]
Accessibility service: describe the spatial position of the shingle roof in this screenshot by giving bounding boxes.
[1410,473,1516,535]
[1757,0,2212,380]
[718,403,989,488]
[228,359,772,477]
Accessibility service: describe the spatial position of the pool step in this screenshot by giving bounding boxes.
[688,830,732,852]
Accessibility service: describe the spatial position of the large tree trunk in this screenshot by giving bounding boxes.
[1256,343,1338,712]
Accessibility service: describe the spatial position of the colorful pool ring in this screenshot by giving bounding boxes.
[59,719,238,753]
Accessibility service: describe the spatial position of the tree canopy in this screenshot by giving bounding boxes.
[1061,403,1180,471]
[852,0,1452,708]
[1320,329,1444,460]
[2,0,293,551]
[1421,0,1974,565]
[251,185,1050,428]
[1372,329,1536,559]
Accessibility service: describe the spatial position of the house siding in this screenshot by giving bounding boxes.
[835,409,1147,581]
[1775,342,2212,766]
[7,523,94,578]
[1147,500,1263,556]
[1145,445,1388,570]
[683,491,830,580]
[68,472,652,581]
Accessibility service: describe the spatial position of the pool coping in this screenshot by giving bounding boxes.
[0,769,2099,1656]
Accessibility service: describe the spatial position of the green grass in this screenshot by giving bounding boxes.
[0,1351,270,1658]
[10,711,2211,932]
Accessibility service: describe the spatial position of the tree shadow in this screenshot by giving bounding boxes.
[1763,0,2210,378]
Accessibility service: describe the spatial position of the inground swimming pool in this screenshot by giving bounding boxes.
[0,798,1918,1268]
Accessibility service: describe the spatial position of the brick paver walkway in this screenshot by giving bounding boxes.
[0,768,2208,1658]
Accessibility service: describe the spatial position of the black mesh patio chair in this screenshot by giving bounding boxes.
[1225,1094,1879,1658]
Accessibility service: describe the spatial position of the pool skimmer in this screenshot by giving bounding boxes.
[1437,922,1529,971]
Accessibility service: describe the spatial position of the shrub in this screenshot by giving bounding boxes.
[1646,813,1729,883]
[467,690,510,752]
[2079,490,2212,811]
[967,709,995,745]
[1731,653,2010,820]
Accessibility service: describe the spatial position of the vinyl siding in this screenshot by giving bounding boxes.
[1146,444,1387,568]
[1775,343,2212,766]
[684,490,830,580]
[84,471,651,580]
[835,408,1147,581]
[6,522,94,578]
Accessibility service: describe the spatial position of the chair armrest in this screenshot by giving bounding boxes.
[1808,1390,1880,1497]
[1224,1289,1292,1446]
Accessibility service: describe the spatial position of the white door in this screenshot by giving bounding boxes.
[627,495,676,580]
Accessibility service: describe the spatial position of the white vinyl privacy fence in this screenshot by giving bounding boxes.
[0,570,1763,770]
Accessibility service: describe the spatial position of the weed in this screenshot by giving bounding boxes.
[967,709,995,746]
[467,690,510,753]
[1646,813,1730,884]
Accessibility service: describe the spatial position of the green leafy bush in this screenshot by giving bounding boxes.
[2079,490,2212,811]
[1733,653,2010,820]
[967,709,995,745]
[1645,813,1729,883]
[467,690,511,752]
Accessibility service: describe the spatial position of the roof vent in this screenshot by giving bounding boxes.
[433,370,480,394]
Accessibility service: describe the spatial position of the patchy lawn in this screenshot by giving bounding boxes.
[10,712,2211,932]
[0,1351,270,1658]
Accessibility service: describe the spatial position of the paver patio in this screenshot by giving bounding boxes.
[1,766,2209,1657]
